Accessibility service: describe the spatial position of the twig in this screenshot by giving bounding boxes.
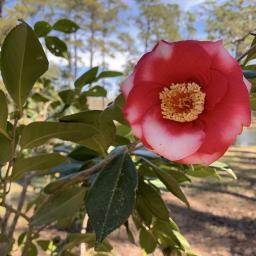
[46,146,130,193]
[0,203,30,222]
[1,116,19,236]
[7,174,32,244]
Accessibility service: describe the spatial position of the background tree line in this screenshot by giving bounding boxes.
[1,0,256,89]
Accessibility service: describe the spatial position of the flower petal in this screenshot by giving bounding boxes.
[141,106,205,160]
[243,76,252,92]
[185,77,251,165]
[123,81,162,124]
[203,70,228,110]
[200,40,242,76]
[177,149,227,165]
[134,40,211,86]
[121,72,135,100]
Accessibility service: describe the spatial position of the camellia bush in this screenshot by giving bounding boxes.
[0,19,255,256]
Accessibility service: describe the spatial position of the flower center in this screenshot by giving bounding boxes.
[159,82,205,122]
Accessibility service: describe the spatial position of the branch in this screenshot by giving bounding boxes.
[7,174,32,240]
[0,203,30,222]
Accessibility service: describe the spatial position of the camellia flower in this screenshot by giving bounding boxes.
[122,40,251,165]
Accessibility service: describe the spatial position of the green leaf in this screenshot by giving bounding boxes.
[244,37,256,65]
[31,92,50,103]
[139,227,157,254]
[243,70,256,79]
[138,179,169,221]
[60,110,116,155]
[68,146,99,161]
[32,187,86,226]
[27,243,38,256]
[187,165,220,180]
[148,161,189,207]
[251,93,256,110]
[58,89,75,105]
[62,233,112,252]
[74,67,99,91]
[0,22,49,111]
[34,21,52,37]
[102,94,127,124]
[172,230,190,249]
[96,71,123,80]
[0,90,8,134]
[12,153,67,180]
[0,134,10,164]
[52,19,79,34]
[20,121,98,149]
[85,86,107,97]
[136,195,153,227]
[86,151,137,243]
[45,36,68,58]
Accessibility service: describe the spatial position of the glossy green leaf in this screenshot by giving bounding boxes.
[34,21,52,37]
[45,36,68,58]
[96,71,123,80]
[86,151,137,243]
[53,19,79,34]
[68,146,99,161]
[149,162,189,207]
[187,165,220,180]
[136,195,153,227]
[60,110,116,155]
[12,153,67,180]
[58,89,75,105]
[62,233,112,252]
[85,86,107,97]
[0,90,8,135]
[138,180,169,221]
[0,22,49,111]
[32,187,86,226]
[20,121,98,149]
[74,67,98,91]
[139,227,157,254]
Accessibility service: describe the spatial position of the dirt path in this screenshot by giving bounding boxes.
[109,146,256,256]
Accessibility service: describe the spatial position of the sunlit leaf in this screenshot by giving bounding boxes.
[96,71,123,80]
[53,19,79,34]
[0,22,49,111]
[20,121,98,149]
[74,67,99,91]
[62,233,112,252]
[45,36,68,58]
[85,86,107,97]
[139,227,157,254]
[34,21,52,37]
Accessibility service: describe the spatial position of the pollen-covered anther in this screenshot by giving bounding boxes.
[159,82,205,122]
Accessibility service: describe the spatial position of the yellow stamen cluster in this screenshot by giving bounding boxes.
[159,82,205,122]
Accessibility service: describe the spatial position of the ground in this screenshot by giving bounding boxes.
[5,146,256,256]
[108,146,256,256]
